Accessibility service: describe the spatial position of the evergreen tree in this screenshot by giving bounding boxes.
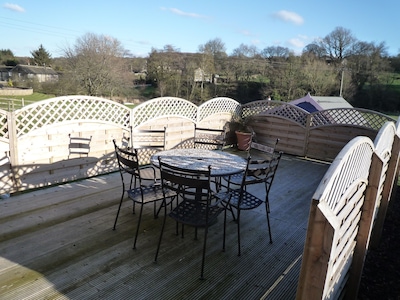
[0,49,18,66]
[31,44,52,66]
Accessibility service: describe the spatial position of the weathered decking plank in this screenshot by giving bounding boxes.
[0,152,329,300]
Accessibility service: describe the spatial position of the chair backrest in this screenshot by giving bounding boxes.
[194,125,226,150]
[113,139,141,181]
[131,127,166,165]
[158,157,212,203]
[241,151,283,193]
[249,138,280,159]
[68,134,92,158]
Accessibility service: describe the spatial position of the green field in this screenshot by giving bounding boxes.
[0,93,54,111]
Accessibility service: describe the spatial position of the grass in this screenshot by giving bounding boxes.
[0,93,54,111]
[1,92,55,101]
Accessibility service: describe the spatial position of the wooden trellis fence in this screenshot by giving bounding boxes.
[296,118,400,299]
[0,96,395,195]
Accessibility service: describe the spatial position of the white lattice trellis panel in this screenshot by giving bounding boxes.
[311,108,393,129]
[260,102,309,127]
[14,96,130,137]
[131,97,198,127]
[0,109,8,140]
[316,136,374,212]
[242,100,285,119]
[197,97,240,122]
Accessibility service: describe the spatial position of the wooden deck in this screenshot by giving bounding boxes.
[0,150,330,300]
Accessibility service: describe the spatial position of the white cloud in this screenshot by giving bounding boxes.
[160,7,208,19]
[288,38,305,48]
[273,10,303,25]
[3,3,25,13]
[239,29,253,37]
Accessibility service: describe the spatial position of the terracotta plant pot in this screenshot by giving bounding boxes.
[235,131,252,151]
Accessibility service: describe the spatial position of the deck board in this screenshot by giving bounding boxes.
[0,152,330,299]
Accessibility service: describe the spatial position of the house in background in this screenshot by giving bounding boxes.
[0,66,13,82]
[11,64,59,83]
[289,93,353,112]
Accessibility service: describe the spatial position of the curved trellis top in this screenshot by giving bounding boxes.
[255,101,310,127]
[310,108,393,129]
[197,97,240,122]
[313,136,374,214]
[242,100,287,119]
[131,97,198,127]
[374,121,396,163]
[14,95,130,137]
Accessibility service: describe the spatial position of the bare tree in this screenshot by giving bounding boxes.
[146,45,184,97]
[261,46,291,59]
[198,38,226,58]
[300,53,337,95]
[198,38,228,81]
[302,43,326,58]
[62,33,128,97]
[348,41,391,96]
[320,27,356,64]
[229,44,262,82]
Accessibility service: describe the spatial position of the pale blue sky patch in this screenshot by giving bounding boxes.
[1,0,399,57]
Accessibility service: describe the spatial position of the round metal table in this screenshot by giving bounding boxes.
[151,148,246,177]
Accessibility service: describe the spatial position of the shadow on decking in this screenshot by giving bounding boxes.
[0,151,330,300]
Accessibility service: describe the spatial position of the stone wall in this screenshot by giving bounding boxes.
[0,87,33,96]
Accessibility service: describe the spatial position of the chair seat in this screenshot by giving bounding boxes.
[224,172,260,186]
[216,189,263,210]
[127,185,174,204]
[169,200,224,227]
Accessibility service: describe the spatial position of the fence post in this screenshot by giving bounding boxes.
[7,110,21,192]
[370,133,400,248]
[346,152,383,299]
[304,113,312,157]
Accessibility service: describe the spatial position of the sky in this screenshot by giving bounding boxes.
[1,0,399,58]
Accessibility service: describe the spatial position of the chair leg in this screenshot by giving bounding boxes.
[229,206,237,221]
[155,201,163,218]
[133,204,144,249]
[112,192,124,230]
[200,225,208,280]
[155,201,167,262]
[265,201,273,243]
[237,209,241,256]
[223,209,227,252]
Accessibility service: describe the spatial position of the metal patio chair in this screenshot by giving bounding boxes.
[224,138,280,188]
[112,139,175,249]
[216,151,283,256]
[130,127,167,180]
[155,157,226,279]
[194,125,226,150]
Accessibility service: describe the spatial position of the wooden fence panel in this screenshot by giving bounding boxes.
[369,121,398,248]
[250,115,306,156]
[296,136,375,299]
[307,125,378,161]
